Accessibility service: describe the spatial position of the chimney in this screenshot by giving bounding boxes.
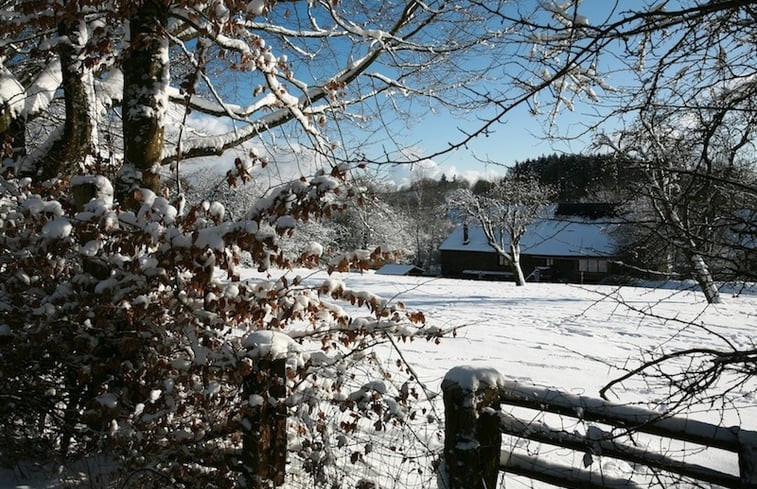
[463,222,470,245]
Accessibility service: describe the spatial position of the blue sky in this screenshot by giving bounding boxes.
[384,98,599,185]
[375,107,603,187]
[372,0,627,186]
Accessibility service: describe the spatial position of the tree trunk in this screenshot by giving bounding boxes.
[665,245,675,279]
[121,0,168,196]
[660,196,721,304]
[510,243,526,286]
[648,178,721,304]
[35,18,95,181]
[686,251,721,304]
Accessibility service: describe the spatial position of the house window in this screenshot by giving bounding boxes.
[578,259,608,273]
[546,258,554,266]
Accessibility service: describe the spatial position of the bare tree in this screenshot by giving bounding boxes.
[500,1,757,420]
[388,175,463,271]
[331,181,415,257]
[449,176,554,286]
[596,100,757,304]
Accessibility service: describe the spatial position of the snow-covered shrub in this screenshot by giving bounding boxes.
[0,169,438,487]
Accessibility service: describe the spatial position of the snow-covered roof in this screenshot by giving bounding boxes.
[376,263,425,275]
[439,219,618,257]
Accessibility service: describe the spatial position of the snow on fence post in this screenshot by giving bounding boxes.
[241,331,300,488]
[442,365,504,489]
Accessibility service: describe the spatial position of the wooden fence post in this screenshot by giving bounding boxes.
[739,430,757,489]
[442,366,503,489]
[72,180,97,211]
[241,352,288,488]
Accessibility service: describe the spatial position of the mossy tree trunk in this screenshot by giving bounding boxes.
[121,0,168,195]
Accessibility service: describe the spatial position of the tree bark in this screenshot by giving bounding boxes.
[35,17,94,181]
[661,195,721,304]
[510,242,526,286]
[685,251,721,304]
[121,0,168,195]
[648,176,721,304]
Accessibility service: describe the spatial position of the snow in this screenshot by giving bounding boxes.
[306,241,324,257]
[376,263,423,276]
[71,175,114,207]
[79,240,100,257]
[249,394,265,407]
[209,201,225,219]
[22,60,62,117]
[443,365,505,392]
[232,269,757,423]
[0,65,24,117]
[41,217,72,239]
[361,380,388,394]
[21,197,63,216]
[276,215,296,230]
[94,69,123,113]
[249,270,754,483]
[243,330,307,368]
[95,393,118,409]
[195,226,228,251]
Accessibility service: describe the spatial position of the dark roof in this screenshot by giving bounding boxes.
[376,264,425,276]
[555,203,618,219]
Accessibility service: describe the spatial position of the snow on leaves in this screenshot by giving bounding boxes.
[0,166,437,486]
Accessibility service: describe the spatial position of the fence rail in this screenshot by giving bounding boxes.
[441,365,757,489]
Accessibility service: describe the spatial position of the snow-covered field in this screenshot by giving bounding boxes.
[306,272,756,418]
[3,271,755,489]
[289,271,757,489]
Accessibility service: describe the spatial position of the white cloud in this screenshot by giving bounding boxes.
[379,157,506,188]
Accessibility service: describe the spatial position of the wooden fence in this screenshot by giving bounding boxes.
[442,365,757,489]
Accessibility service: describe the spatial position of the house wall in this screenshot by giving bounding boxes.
[440,250,509,278]
[441,250,618,284]
[522,256,613,284]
